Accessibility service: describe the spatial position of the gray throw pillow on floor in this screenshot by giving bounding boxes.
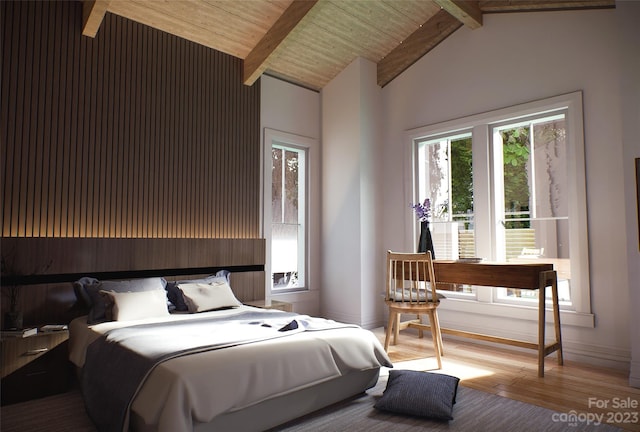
[374,369,460,420]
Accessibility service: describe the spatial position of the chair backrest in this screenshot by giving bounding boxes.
[386,250,438,304]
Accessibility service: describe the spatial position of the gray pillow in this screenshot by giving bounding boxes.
[374,370,460,420]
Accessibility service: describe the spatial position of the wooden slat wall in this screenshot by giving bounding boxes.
[0,1,261,239]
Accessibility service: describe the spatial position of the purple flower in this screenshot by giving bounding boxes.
[411,199,431,222]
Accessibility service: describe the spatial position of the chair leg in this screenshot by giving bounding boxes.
[427,310,442,369]
[384,310,395,351]
[393,313,401,345]
[417,314,424,338]
[431,309,444,357]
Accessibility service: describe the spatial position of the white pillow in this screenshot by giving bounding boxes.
[100,289,170,321]
[178,281,242,313]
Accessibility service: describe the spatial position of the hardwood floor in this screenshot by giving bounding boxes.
[372,327,640,431]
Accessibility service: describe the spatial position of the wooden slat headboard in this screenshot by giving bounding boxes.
[1,238,266,327]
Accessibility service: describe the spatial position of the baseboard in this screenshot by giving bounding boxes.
[629,359,640,388]
[561,341,631,371]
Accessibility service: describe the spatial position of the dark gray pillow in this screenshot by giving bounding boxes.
[73,276,99,309]
[374,370,460,420]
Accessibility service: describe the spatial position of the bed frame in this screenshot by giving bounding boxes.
[128,369,380,432]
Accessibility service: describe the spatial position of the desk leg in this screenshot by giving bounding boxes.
[538,270,563,377]
[538,275,546,378]
[550,272,564,366]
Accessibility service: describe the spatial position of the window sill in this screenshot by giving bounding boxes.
[269,288,319,304]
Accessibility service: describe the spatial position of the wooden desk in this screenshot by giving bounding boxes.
[508,257,571,281]
[430,260,563,377]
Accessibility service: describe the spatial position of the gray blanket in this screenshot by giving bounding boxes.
[82,310,311,432]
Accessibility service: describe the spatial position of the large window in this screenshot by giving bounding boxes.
[407,92,592,323]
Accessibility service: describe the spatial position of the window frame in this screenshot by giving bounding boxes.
[404,91,593,327]
[263,129,312,294]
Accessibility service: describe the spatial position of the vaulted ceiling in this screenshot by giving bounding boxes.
[82,0,615,91]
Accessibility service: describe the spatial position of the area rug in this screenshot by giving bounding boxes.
[0,389,96,432]
[1,374,623,432]
[271,373,623,432]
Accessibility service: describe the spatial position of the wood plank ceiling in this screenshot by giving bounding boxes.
[82,0,615,91]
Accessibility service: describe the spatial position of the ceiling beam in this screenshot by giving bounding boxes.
[82,0,111,38]
[435,0,483,29]
[377,9,462,88]
[243,0,318,86]
[479,0,615,13]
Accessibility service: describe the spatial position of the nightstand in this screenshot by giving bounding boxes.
[245,299,294,312]
[1,330,72,405]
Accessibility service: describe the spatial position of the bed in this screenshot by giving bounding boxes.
[68,274,392,432]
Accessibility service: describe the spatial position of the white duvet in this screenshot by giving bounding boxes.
[69,306,392,432]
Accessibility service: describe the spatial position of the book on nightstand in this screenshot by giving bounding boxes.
[1,327,38,338]
[39,324,68,332]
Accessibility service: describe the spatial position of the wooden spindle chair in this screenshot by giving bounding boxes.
[383,250,444,369]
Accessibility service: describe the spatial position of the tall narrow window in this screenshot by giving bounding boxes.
[416,132,476,297]
[493,113,572,305]
[271,144,306,290]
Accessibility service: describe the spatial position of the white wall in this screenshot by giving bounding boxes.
[381,7,637,373]
[260,75,322,316]
[321,58,383,327]
[617,0,640,387]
